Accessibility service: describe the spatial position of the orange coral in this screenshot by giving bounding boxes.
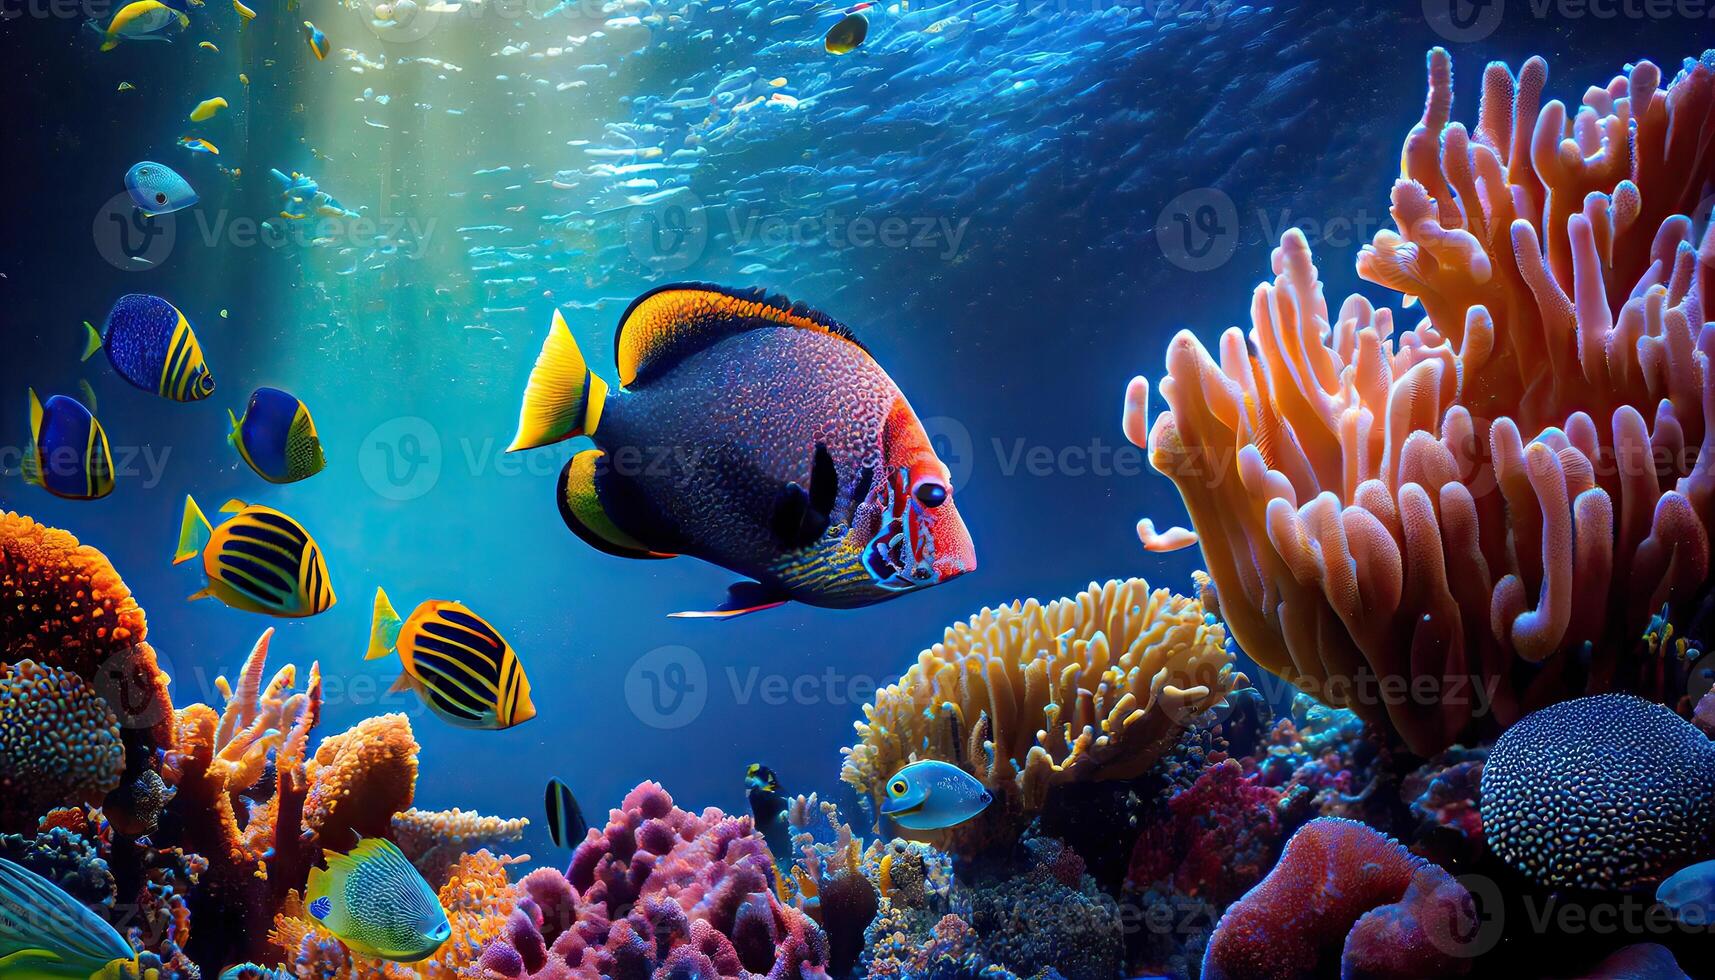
[0,512,174,767]
[304,713,419,851]
[269,850,517,980]
[0,660,125,832]
[1134,49,1715,753]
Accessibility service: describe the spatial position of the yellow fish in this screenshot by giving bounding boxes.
[239,72,250,84]
[117,81,136,91]
[367,587,537,730]
[199,39,219,51]
[98,0,187,51]
[188,97,228,122]
[179,136,220,154]
[174,496,336,617]
[233,0,255,20]
[303,20,328,59]
[306,838,450,962]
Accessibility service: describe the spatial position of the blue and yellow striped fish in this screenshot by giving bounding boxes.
[367,587,536,730]
[229,387,326,484]
[23,389,115,500]
[84,295,215,401]
[0,858,152,980]
[173,496,336,617]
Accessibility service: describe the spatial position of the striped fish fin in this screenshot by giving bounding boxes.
[21,390,43,488]
[174,495,213,564]
[545,779,587,849]
[0,859,135,970]
[84,413,115,498]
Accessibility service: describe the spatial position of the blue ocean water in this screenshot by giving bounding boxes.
[0,0,1697,868]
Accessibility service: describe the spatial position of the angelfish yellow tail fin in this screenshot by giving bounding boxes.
[21,390,43,488]
[506,309,608,452]
[174,495,213,565]
[367,587,405,661]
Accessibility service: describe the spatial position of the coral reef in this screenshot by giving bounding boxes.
[0,513,174,829]
[1126,758,1288,906]
[0,660,126,832]
[304,713,419,851]
[964,837,1122,980]
[1482,693,1715,890]
[393,807,530,887]
[1202,817,1475,980]
[475,781,832,980]
[270,848,517,979]
[843,578,1243,850]
[1131,49,1715,753]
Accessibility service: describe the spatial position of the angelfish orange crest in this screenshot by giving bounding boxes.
[505,282,976,618]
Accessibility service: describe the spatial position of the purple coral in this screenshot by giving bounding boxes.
[477,782,830,980]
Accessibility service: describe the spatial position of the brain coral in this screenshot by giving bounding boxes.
[0,660,125,832]
[842,578,1242,847]
[1482,693,1715,890]
[1130,49,1715,753]
[1203,817,1476,980]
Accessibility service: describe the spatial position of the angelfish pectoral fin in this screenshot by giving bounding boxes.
[770,442,837,549]
[669,581,791,620]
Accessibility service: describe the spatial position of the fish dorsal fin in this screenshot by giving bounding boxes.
[613,282,866,387]
[220,498,248,514]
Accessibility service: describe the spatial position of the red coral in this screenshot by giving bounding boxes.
[1202,817,1476,980]
[1128,759,1286,905]
[478,782,830,980]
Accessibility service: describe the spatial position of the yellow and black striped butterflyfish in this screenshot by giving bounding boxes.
[173,496,335,617]
[544,778,588,849]
[0,858,155,980]
[367,587,536,730]
[23,388,115,500]
[84,294,215,401]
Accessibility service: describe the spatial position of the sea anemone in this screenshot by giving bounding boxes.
[1131,49,1715,753]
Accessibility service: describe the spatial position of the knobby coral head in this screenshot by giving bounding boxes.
[1132,47,1715,754]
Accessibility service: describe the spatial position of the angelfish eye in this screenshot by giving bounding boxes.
[890,779,908,796]
[914,482,948,508]
[155,192,168,205]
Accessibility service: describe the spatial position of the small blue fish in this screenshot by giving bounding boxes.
[880,760,991,830]
[124,161,197,215]
[228,386,325,484]
[1658,860,1715,926]
[24,389,115,500]
[303,20,329,59]
[85,296,216,401]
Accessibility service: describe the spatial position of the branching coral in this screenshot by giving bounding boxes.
[1131,50,1715,754]
[393,807,529,888]
[164,628,323,969]
[0,660,125,832]
[842,578,1242,848]
[0,513,174,829]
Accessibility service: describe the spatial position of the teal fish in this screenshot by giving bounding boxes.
[0,858,145,980]
[544,778,588,849]
[306,837,450,962]
[85,295,215,401]
[228,386,326,484]
[880,760,992,830]
[23,389,115,501]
